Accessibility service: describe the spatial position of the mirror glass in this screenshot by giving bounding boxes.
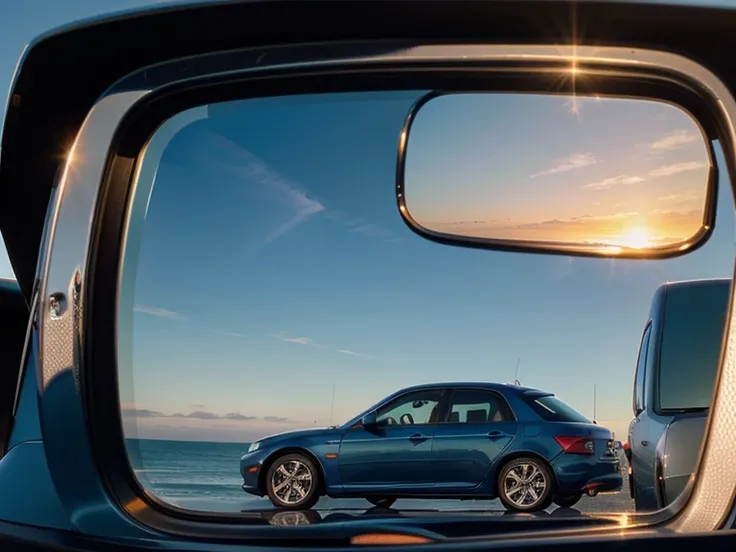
[118,90,733,522]
[402,93,713,257]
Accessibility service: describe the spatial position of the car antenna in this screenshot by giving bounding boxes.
[513,357,521,386]
[329,383,336,426]
[593,383,597,424]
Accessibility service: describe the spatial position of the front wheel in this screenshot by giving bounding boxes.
[266,453,320,510]
[366,497,397,509]
[553,493,582,509]
[498,457,554,512]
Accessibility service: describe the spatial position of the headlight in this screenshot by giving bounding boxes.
[248,442,260,453]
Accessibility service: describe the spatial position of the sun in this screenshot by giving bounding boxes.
[618,226,652,249]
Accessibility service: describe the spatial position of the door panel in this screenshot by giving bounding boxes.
[432,389,519,489]
[338,387,445,489]
[338,425,435,488]
[433,421,518,487]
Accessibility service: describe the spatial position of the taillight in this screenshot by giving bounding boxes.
[554,436,595,455]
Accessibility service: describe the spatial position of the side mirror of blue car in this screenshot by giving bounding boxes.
[361,411,377,428]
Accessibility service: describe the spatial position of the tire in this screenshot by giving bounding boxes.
[366,497,397,509]
[553,493,583,509]
[629,469,635,499]
[266,453,320,510]
[497,457,554,512]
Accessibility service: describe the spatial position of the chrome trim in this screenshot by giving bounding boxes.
[36,42,736,536]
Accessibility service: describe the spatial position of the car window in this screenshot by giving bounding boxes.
[376,390,443,425]
[525,396,592,423]
[634,323,652,414]
[448,389,511,423]
[658,283,730,411]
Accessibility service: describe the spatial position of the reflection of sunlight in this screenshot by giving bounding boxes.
[616,226,652,249]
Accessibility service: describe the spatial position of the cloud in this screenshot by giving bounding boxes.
[649,161,708,177]
[131,409,258,421]
[194,130,326,251]
[283,336,312,345]
[122,408,165,418]
[133,305,187,320]
[583,175,645,190]
[530,152,597,178]
[651,130,699,151]
[186,411,221,420]
[264,416,289,423]
[274,333,371,359]
[224,412,257,421]
[336,349,372,358]
[658,194,701,208]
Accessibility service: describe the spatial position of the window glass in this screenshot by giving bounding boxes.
[448,389,509,423]
[118,89,735,517]
[525,396,592,423]
[659,282,730,410]
[634,324,652,414]
[376,390,443,425]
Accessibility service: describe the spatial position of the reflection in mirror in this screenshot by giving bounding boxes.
[401,93,713,257]
[118,90,732,522]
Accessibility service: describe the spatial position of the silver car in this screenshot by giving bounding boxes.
[628,279,729,511]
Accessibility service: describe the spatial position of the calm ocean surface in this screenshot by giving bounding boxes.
[127,438,265,511]
[126,438,633,514]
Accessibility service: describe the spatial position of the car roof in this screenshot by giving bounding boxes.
[395,381,549,396]
[659,278,731,292]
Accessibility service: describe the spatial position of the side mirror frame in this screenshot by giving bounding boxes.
[361,411,377,428]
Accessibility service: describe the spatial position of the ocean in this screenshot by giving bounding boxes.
[127,438,263,511]
[126,438,634,514]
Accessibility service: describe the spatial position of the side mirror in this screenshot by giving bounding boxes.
[361,411,377,428]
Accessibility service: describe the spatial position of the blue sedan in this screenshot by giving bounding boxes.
[240,383,622,512]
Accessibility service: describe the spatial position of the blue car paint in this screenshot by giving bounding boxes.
[240,383,622,501]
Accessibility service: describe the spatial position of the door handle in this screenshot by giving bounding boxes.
[408,433,428,441]
[487,431,508,439]
[641,440,649,446]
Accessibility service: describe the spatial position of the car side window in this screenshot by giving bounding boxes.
[447,389,511,423]
[634,323,652,415]
[376,390,443,425]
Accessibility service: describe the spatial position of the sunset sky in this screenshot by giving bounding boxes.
[404,93,711,250]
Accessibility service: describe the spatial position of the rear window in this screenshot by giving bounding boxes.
[659,282,730,411]
[525,395,592,423]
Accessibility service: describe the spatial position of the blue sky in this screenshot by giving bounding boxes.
[0,0,734,445]
[120,91,735,443]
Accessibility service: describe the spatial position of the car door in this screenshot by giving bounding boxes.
[431,388,518,489]
[338,388,446,490]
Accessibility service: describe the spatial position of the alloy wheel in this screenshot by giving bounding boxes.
[270,459,314,506]
[503,462,548,509]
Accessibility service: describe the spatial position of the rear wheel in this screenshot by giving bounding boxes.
[553,493,583,508]
[498,457,554,512]
[266,453,320,510]
[366,497,397,509]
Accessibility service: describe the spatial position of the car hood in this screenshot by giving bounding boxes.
[256,426,341,446]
